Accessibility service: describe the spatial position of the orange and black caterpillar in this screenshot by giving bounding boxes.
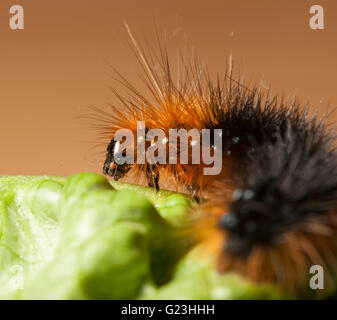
[92,27,337,292]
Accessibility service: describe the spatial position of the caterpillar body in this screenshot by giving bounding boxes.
[92,28,337,293]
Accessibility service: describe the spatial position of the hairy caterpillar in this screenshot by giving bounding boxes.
[91,25,337,292]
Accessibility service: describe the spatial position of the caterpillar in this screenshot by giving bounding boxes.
[92,26,337,293]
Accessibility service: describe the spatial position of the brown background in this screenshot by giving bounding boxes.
[0,0,336,176]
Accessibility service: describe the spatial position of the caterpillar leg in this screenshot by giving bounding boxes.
[146,163,160,191]
[186,184,200,203]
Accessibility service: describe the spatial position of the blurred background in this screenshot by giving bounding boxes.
[0,0,336,176]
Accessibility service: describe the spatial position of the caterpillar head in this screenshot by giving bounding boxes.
[103,139,132,180]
